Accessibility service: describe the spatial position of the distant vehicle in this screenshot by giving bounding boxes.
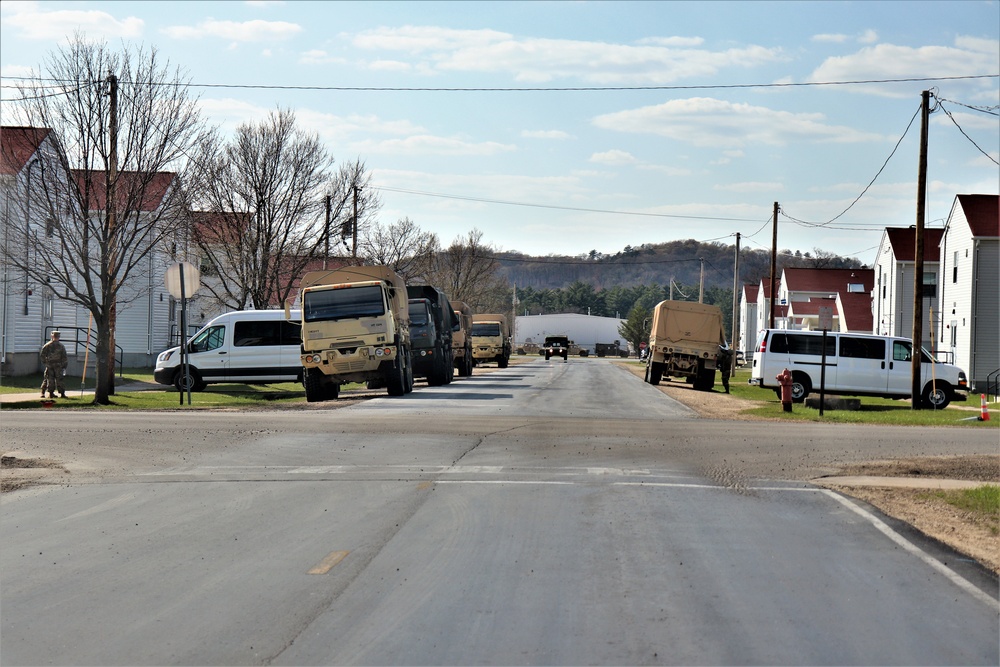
[749,329,968,408]
[472,314,512,368]
[451,300,474,377]
[407,285,457,386]
[154,309,302,392]
[735,351,746,367]
[543,335,570,361]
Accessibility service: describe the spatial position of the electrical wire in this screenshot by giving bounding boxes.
[936,99,1000,166]
[781,104,922,229]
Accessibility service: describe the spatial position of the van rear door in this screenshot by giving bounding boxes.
[837,336,888,393]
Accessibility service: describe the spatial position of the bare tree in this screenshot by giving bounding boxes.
[187,109,349,311]
[4,36,203,404]
[428,229,510,313]
[326,158,381,261]
[357,217,439,284]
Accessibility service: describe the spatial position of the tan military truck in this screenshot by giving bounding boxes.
[451,300,474,377]
[471,313,511,368]
[645,300,726,391]
[293,266,413,401]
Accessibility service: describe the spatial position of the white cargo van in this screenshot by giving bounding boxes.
[749,329,968,408]
[154,310,302,391]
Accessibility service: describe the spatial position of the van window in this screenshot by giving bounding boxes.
[280,320,301,346]
[840,337,885,360]
[768,332,834,356]
[190,325,225,353]
[892,341,911,362]
[234,320,295,347]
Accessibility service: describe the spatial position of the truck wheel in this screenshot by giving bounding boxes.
[545,351,551,361]
[173,368,206,392]
[304,368,329,403]
[648,361,663,385]
[695,368,716,392]
[386,354,407,396]
[922,382,951,409]
[404,351,414,393]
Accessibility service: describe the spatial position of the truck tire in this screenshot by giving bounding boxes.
[695,367,716,392]
[386,354,408,396]
[404,350,414,393]
[304,368,330,403]
[647,361,663,385]
[922,381,951,409]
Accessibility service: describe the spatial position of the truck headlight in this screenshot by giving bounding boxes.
[375,348,384,357]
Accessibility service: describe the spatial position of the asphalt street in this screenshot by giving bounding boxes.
[1,359,997,665]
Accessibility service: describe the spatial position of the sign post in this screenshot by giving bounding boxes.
[165,262,200,406]
[818,306,834,416]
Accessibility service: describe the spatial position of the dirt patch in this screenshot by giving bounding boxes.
[1,454,68,493]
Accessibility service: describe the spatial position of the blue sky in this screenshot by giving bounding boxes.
[2,1,997,263]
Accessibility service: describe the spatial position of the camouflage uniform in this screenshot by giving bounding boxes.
[40,332,68,398]
[718,346,733,394]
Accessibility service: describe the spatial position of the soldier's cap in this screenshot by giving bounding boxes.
[51,330,60,336]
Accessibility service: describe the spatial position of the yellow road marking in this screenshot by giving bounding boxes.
[308,550,349,575]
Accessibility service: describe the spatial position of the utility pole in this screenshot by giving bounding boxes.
[669,277,675,301]
[912,90,931,409]
[352,185,358,259]
[323,194,331,269]
[106,73,119,395]
[768,201,778,328]
[698,258,705,303]
[731,232,741,374]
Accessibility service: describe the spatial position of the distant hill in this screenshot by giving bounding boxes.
[496,239,866,291]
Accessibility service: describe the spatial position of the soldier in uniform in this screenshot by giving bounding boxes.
[718,345,733,394]
[40,330,68,398]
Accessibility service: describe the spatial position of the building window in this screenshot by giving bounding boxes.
[952,251,958,283]
[847,283,865,293]
[45,218,57,238]
[923,272,937,298]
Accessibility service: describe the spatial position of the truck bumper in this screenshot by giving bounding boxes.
[303,345,396,376]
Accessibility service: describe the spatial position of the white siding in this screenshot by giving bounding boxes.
[971,239,999,391]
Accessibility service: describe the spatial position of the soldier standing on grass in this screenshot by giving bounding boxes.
[40,330,67,399]
[718,345,732,394]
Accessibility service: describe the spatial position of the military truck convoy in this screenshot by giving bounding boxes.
[644,300,727,392]
[407,285,458,386]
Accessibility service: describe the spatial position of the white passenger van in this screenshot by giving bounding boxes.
[154,310,302,391]
[749,329,968,408]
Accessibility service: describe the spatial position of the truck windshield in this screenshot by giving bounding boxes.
[472,323,501,337]
[304,285,385,322]
[408,301,430,326]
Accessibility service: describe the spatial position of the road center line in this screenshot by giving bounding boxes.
[308,550,349,575]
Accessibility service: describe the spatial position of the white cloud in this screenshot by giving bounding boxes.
[592,97,884,147]
[2,2,142,40]
[349,26,785,84]
[812,34,849,43]
[352,135,516,157]
[163,18,302,42]
[0,64,35,78]
[522,130,572,140]
[808,37,1000,97]
[590,150,636,165]
[858,29,878,44]
[299,49,345,65]
[368,60,413,72]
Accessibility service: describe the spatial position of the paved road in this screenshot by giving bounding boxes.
[2,359,997,665]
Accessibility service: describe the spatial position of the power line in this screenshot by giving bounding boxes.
[781,103,922,229]
[376,185,764,223]
[2,73,997,93]
[936,98,1000,166]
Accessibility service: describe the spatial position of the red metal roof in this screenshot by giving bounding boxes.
[782,267,874,293]
[956,194,999,238]
[838,292,874,332]
[0,126,51,176]
[885,227,945,261]
[743,284,759,300]
[70,170,176,212]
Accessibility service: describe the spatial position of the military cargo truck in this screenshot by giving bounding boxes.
[451,300,474,377]
[407,285,458,386]
[294,266,413,401]
[645,300,726,391]
[471,313,512,368]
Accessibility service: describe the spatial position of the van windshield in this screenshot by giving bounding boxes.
[304,285,385,322]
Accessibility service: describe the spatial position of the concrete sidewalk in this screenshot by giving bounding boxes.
[0,381,160,405]
[813,476,991,490]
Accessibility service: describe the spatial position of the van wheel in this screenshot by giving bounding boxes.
[791,373,811,402]
[174,368,206,392]
[922,382,951,409]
